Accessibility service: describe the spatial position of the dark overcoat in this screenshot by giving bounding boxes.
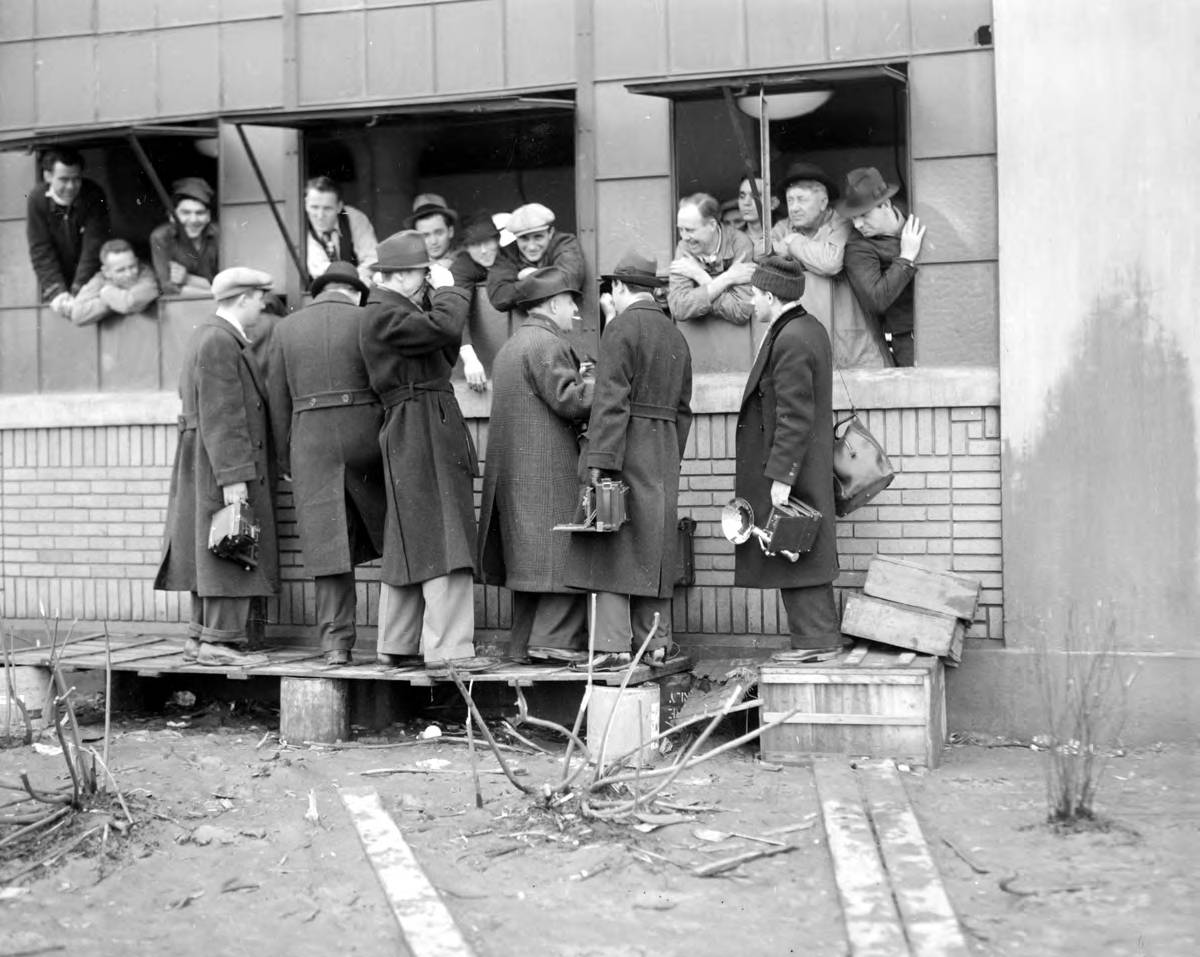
[155,316,280,597]
[359,283,478,586]
[486,232,587,313]
[734,305,838,589]
[478,315,593,592]
[266,291,386,578]
[563,298,692,598]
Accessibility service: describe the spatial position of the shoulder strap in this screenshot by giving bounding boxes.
[337,211,358,266]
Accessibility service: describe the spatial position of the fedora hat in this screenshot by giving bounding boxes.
[836,167,899,218]
[600,250,667,289]
[461,213,500,246]
[514,266,581,308]
[373,230,433,272]
[406,197,458,229]
[310,261,368,303]
[212,266,273,301]
[778,161,839,202]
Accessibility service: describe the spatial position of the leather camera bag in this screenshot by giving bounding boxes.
[833,412,895,516]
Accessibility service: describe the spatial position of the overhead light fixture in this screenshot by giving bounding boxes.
[736,90,833,120]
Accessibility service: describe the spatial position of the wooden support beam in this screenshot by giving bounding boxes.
[280,676,350,744]
[340,788,475,957]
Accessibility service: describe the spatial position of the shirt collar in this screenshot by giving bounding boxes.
[215,310,249,341]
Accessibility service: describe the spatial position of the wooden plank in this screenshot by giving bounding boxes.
[844,644,870,666]
[339,788,475,957]
[863,555,981,621]
[858,761,971,957]
[812,758,911,957]
[761,672,926,686]
[842,594,964,660]
[763,712,930,727]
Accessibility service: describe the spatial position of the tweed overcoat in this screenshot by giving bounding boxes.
[359,282,479,586]
[155,316,280,597]
[266,290,386,578]
[478,315,593,592]
[563,298,692,598]
[734,305,838,589]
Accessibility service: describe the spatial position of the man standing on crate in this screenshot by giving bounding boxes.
[734,257,844,662]
[155,267,279,667]
[563,251,692,671]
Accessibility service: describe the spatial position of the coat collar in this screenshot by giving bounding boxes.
[740,304,809,408]
[520,313,565,338]
[202,314,268,402]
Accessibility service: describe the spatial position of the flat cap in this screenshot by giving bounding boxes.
[508,203,555,237]
[171,176,214,208]
[212,266,273,301]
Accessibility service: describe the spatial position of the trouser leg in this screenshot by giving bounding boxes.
[188,592,204,640]
[419,571,476,662]
[377,582,423,656]
[779,583,842,650]
[508,592,536,659]
[197,596,252,645]
[629,595,672,653]
[590,592,631,652]
[315,572,357,653]
[527,593,587,650]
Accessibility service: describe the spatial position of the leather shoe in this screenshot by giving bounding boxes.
[325,649,352,666]
[195,642,269,668]
[570,652,631,672]
[377,653,422,668]
[528,646,589,664]
[182,637,199,661]
[425,656,500,677]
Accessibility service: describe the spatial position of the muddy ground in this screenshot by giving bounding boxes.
[1,685,1197,957]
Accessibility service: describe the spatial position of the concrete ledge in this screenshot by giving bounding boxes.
[0,392,182,429]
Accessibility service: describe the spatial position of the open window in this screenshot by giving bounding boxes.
[629,66,911,373]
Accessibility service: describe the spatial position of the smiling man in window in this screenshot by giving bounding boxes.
[667,193,756,325]
[68,238,160,327]
[303,176,378,284]
[486,202,586,313]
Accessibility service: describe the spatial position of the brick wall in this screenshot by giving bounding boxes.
[0,397,1001,655]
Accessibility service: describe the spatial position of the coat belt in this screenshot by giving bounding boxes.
[379,379,452,409]
[630,401,676,422]
[293,388,379,412]
[177,412,198,432]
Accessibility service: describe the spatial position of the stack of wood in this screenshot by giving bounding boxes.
[841,556,982,667]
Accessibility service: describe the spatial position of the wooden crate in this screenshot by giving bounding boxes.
[841,592,965,663]
[759,645,946,768]
[863,555,981,620]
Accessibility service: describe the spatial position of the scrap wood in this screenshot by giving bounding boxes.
[2,825,102,885]
[998,872,1103,897]
[358,767,507,777]
[691,843,797,877]
[941,835,990,874]
[0,807,73,850]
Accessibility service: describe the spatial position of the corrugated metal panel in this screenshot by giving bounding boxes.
[96,34,159,122]
[100,313,161,390]
[827,0,910,60]
[505,0,575,88]
[0,1,34,41]
[220,18,284,110]
[910,0,991,51]
[41,313,100,391]
[97,0,157,32]
[745,0,827,68]
[594,82,670,179]
[593,0,667,80]
[158,26,221,117]
[36,38,96,127]
[34,0,93,37]
[0,152,32,220]
[298,11,365,104]
[912,155,997,263]
[365,6,435,99]
[910,51,995,159]
[0,219,37,303]
[595,177,672,275]
[666,0,746,75]
[158,0,221,26]
[0,309,38,393]
[434,1,504,94]
[915,262,997,366]
[0,43,37,130]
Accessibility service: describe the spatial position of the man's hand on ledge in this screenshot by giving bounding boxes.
[50,292,73,318]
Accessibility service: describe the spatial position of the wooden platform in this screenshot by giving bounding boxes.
[3,632,691,689]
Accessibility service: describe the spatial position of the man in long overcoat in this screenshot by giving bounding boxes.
[359,231,490,670]
[564,251,692,669]
[478,267,594,662]
[734,257,842,659]
[155,267,279,667]
[266,262,386,665]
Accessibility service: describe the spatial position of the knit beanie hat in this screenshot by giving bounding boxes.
[751,256,806,302]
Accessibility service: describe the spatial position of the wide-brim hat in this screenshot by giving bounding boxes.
[514,266,581,308]
[600,250,667,289]
[461,213,501,246]
[406,200,458,229]
[171,176,214,208]
[310,261,368,303]
[508,203,556,237]
[212,266,273,301]
[373,230,433,272]
[836,167,899,218]
[778,161,839,202]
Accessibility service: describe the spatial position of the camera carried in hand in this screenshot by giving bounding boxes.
[208,501,261,570]
[554,478,630,533]
[720,496,821,562]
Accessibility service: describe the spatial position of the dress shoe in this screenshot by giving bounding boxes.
[528,646,590,664]
[195,642,269,668]
[182,637,200,661]
[570,652,631,672]
[377,653,423,668]
[646,642,681,667]
[425,656,500,677]
[325,649,352,666]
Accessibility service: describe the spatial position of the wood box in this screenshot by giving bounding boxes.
[759,646,946,768]
[863,555,981,620]
[841,592,965,663]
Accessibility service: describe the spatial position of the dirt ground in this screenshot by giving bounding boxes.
[1,687,1197,957]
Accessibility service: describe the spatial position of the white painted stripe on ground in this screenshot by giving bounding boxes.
[340,787,475,957]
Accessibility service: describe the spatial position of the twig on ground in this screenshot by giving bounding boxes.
[558,592,598,787]
[17,774,73,806]
[2,624,33,745]
[590,613,659,781]
[444,665,533,795]
[692,843,796,878]
[86,750,133,825]
[2,825,101,884]
[513,687,592,769]
[101,624,113,780]
[0,807,73,851]
[941,835,990,874]
[465,679,484,809]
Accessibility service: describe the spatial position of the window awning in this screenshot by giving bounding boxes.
[0,122,219,151]
[223,94,575,130]
[626,63,906,100]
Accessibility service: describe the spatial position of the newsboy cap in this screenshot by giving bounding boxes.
[310,261,368,303]
[836,167,899,218]
[212,266,273,301]
[171,176,214,208]
[750,256,806,303]
[508,203,555,237]
[600,250,667,289]
[373,230,433,272]
[515,266,581,308]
